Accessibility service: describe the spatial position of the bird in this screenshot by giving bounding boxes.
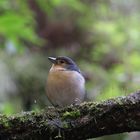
[46,56,86,107]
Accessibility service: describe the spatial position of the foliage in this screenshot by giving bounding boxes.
[0,1,140,139]
[0,0,41,51]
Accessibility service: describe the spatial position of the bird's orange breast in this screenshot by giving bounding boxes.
[46,69,85,107]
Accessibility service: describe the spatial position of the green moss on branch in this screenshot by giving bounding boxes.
[0,91,140,140]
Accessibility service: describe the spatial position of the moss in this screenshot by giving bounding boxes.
[62,110,80,120]
[14,111,42,123]
[0,115,11,128]
[115,98,124,105]
[62,121,69,128]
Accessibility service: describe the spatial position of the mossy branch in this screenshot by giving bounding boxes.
[0,91,140,140]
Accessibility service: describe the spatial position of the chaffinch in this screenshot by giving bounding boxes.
[46,56,85,107]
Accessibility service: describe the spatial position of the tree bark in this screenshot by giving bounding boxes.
[0,91,140,140]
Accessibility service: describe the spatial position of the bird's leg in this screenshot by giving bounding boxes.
[47,106,64,129]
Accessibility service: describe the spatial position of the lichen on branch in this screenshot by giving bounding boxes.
[0,91,140,140]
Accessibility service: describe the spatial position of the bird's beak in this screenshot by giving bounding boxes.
[48,57,57,64]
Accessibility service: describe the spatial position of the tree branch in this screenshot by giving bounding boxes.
[0,91,140,140]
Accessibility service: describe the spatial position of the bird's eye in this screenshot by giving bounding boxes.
[59,60,65,64]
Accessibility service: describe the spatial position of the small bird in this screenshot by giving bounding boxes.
[46,56,86,107]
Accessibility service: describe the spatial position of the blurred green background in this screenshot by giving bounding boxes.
[0,0,140,139]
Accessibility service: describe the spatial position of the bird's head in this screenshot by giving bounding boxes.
[48,56,80,73]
